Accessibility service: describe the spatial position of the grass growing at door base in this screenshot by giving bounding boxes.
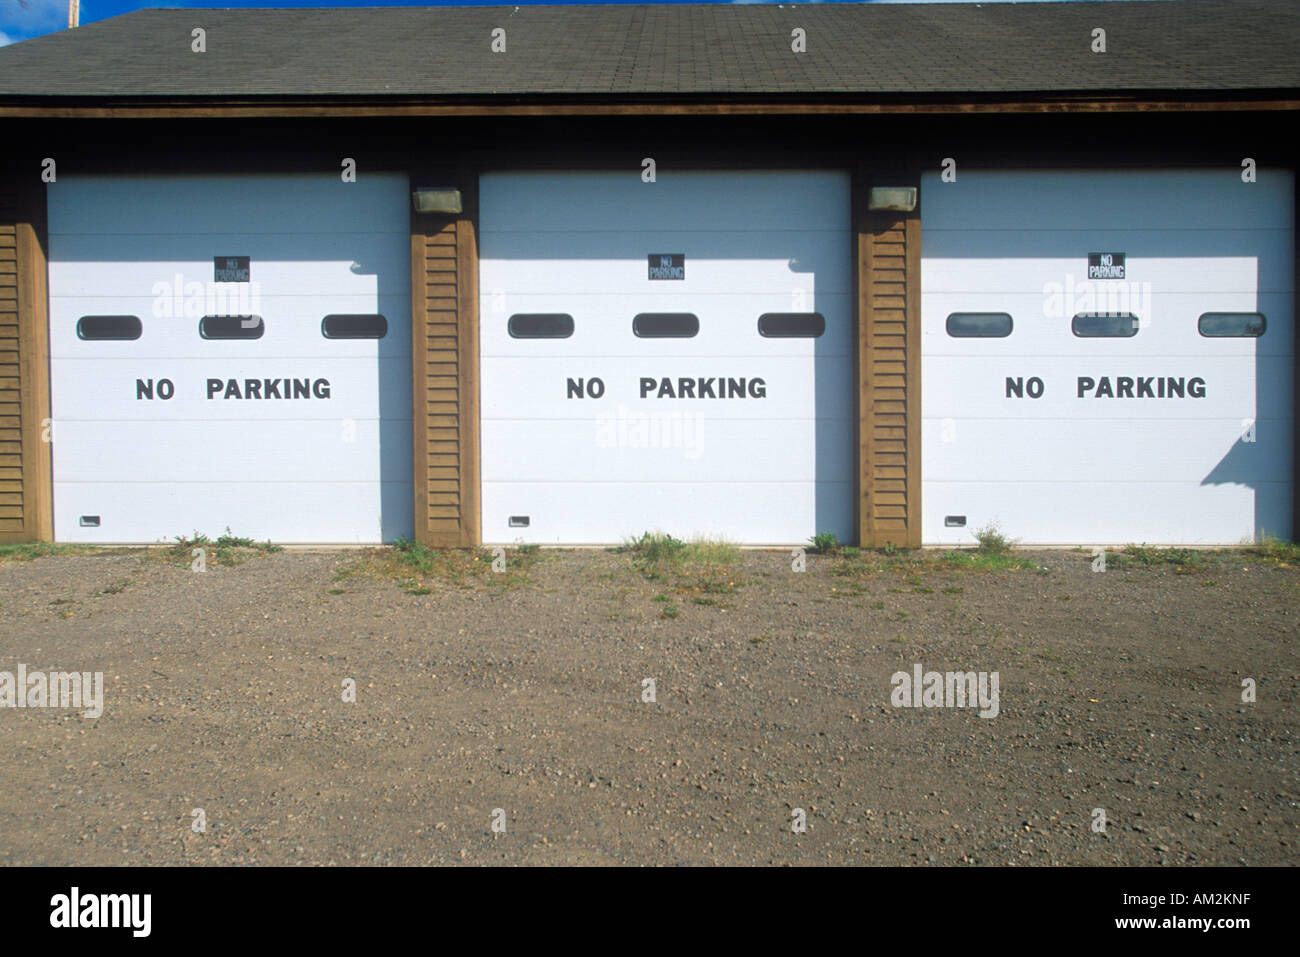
[617,531,741,569]
[1244,535,1300,566]
[835,522,1035,578]
[336,538,546,591]
[616,531,743,605]
[807,532,840,555]
[148,528,282,568]
[0,542,99,564]
[1,530,287,569]
[832,538,1037,579]
[933,550,1038,572]
[1103,536,1300,571]
[1106,544,1204,571]
[971,522,1017,556]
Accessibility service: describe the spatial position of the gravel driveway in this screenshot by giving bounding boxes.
[0,544,1296,865]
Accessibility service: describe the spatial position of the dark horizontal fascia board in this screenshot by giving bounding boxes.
[2,88,1300,118]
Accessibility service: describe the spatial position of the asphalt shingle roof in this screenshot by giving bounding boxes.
[0,1,1297,100]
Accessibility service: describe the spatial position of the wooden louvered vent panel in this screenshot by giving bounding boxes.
[424,224,462,532]
[857,184,921,548]
[411,172,480,546]
[0,184,24,534]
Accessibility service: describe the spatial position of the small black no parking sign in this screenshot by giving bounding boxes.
[214,256,250,282]
[648,254,685,280]
[1088,252,1125,279]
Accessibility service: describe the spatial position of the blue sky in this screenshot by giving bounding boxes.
[0,0,1138,47]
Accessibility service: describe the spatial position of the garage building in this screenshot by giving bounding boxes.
[0,2,1296,546]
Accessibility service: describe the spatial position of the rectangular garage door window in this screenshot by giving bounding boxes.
[1071,313,1139,338]
[77,315,142,341]
[200,316,265,340]
[322,314,388,339]
[508,313,575,339]
[633,313,699,338]
[1198,312,1266,338]
[945,313,1013,338]
[758,313,825,338]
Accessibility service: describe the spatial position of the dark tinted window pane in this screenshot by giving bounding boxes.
[946,312,1013,338]
[758,313,825,338]
[200,316,264,340]
[1071,313,1139,338]
[633,313,699,338]
[322,314,388,339]
[508,314,574,339]
[1198,312,1266,338]
[77,316,141,341]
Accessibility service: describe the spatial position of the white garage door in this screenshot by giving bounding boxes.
[922,169,1294,545]
[479,170,854,545]
[47,173,413,543]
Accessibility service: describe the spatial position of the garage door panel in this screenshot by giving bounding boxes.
[919,170,1294,231]
[479,240,852,297]
[923,480,1289,546]
[923,355,1293,420]
[480,170,854,544]
[480,292,854,357]
[921,169,1294,545]
[479,170,851,234]
[923,416,1291,483]
[921,233,1293,295]
[48,173,412,543]
[923,290,1294,357]
[483,417,854,483]
[48,296,412,359]
[49,355,412,420]
[480,356,854,420]
[47,175,409,237]
[52,417,410,484]
[481,480,854,545]
[54,481,414,545]
[48,235,411,298]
